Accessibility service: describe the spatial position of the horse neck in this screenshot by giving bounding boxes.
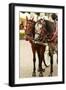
[45,20,56,33]
[31,28,35,38]
[30,22,35,38]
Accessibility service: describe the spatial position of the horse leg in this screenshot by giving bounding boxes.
[32,46,36,77]
[37,52,41,71]
[49,48,53,76]
[37,52,45,72]
[40,47,46,71]
[39,56,43,77]
[50,55,53,76]
[37,51,43,76]
[41,53,45,72]
[54,50,58,64]
[55,44,58,64]
[32,53,36,76]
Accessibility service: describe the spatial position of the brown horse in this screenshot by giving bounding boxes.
[35,18,58,76]
[24,17,48,76]
[41,19,58,76]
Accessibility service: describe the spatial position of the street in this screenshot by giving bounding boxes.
[19,40,58,78]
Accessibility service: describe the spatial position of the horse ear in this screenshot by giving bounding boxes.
[26,16,28,21]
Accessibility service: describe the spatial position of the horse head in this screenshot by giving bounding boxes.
[35,18,48,42]
[24,16,35,41]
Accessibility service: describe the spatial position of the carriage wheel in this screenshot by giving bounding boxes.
[44,52,58,67]
[43,45,50,67]
[44,52,50,67]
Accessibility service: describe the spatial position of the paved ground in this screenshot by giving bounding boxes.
[19,40,58,78]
